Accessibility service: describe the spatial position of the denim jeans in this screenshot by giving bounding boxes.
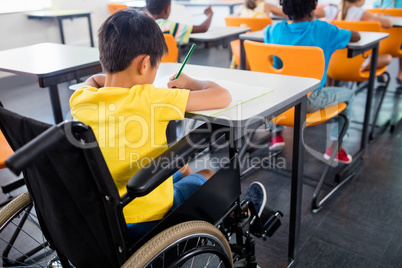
[307,87,354,140]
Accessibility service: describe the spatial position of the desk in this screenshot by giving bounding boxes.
[0,43,101,123]
[174,0,243,14]
[389,16,402,27]
[124,1,146,10]
[27,10,95,47]
[189,26,250,48]
[155,62,320,267]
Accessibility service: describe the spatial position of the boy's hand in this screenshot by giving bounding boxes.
[167,73,196,90]
[204,6,213,17]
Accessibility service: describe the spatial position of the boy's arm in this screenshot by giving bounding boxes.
[167,73,232,111]
[361,11,393,29]
[313,8,326,18]
[264,3,287,18]
[350,30,361,42]
[191,6,213,33]
[83,74,106,88]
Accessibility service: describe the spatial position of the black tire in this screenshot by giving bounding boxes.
[0,192,59,267]
[124,220,233,268]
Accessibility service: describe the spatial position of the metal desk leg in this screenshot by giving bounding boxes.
[87,15,95,47]
[337,45,379,180]
[57,18,65,44]
[48,85,63,123]
[361,44,379,153]
[288,96,306,266]
[240,39,246,70]
[166,121,177,146]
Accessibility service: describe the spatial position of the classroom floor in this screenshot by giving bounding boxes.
[0,45,401,268]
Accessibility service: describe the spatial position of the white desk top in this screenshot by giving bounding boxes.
[239,30,389,49]
[190,26,250,41]
[346,31,389,49]
[125,1,146,8]
[389,16,402,27]
[154,63,320,126]
[0,43,99,77]
[27,10,91,17]
[173,0,243,7]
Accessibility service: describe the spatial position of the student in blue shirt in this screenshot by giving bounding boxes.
[264,0,360,164]
[374,0,402,8]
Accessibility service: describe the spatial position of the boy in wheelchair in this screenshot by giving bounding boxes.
[1,8,282,267]
[70,8,233,242]
[67,8,282,266]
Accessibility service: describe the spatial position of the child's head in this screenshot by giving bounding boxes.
[280,0,317,20]
[146,0,171,18]
[338,0,364,20]
[98,9,168,74]
[245,0,259,10]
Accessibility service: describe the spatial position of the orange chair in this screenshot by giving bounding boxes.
[161,34,179,63]
[366,8,402,17]
[244,40,350,213]
[0,130,13,169]
[224,17,272,69]
[107,4,129,14]
[328,20,391,141]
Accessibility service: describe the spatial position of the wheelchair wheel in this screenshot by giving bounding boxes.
[125,220,233,268]
[0,191,59,267]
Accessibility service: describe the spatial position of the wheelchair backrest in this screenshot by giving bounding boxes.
[0,107,127,267]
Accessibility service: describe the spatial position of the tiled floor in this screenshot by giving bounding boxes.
[0,45,401,267]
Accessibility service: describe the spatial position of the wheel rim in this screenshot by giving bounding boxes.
[145,233,231,268]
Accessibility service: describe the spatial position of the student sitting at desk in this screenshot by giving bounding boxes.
[374,0,402,8]
[264,0,360,164]
[69,9,234,242]
[315,0,392,80]
[238,0,287,18]
[146,0,214,44]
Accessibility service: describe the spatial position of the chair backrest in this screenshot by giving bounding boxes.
[329,20,385,81]
[332,20,382,32]
[161,34,179,63]
[107,4,129,14]
[244,41,325,81]
[225,16,272,32]
[0,130,13,169]
[366,8,402,17]
[0,107,127,268]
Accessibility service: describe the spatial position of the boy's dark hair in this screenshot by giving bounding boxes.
[146,0,171,15]
[280,0,317,20]
[246,0,258,10]
[98,9,168,73]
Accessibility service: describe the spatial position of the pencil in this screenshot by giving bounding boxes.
[380,0,395,12]
[174,44,196,80]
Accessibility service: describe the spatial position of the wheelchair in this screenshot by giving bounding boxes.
[0,105,282,268]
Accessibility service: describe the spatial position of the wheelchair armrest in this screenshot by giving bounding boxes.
[124,123,224,203]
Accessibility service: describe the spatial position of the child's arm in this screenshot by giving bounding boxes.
[361,11,393,29]
[313,8,326,18]
[167,73,232,111]
[192,6,213,33]
[350,30,361,42]
[83,74,106,88]
[264,3,287,18]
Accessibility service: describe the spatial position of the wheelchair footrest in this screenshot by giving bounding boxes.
[250,207,283,239]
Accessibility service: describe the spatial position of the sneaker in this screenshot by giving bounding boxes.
[324,147,353,164]
[269,135,285,151]
[244,182,267,217]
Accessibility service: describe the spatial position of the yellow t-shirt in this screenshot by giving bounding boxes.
[70,84,190,223]
[240,2,267,18]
